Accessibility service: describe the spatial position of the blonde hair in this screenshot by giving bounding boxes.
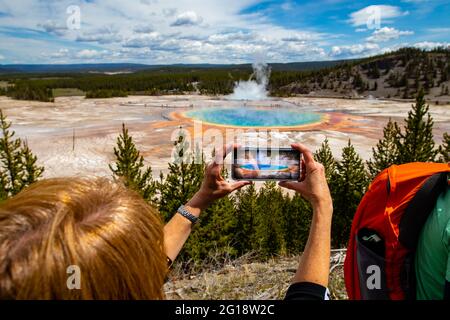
[0,178,167,299]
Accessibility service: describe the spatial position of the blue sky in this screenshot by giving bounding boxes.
[0,0,449,64]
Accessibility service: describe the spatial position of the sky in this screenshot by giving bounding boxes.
[0,0,449,64]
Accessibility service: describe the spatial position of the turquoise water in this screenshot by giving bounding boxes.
[184,107,322,127]
[240,164,288,170]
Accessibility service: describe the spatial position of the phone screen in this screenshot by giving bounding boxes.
[232,147,301,181]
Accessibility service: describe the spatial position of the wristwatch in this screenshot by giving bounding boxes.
[177,205,199,225]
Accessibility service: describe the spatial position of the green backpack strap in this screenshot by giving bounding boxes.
[399,172,448,249]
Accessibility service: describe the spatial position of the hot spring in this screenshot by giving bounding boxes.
[183,107,323,127]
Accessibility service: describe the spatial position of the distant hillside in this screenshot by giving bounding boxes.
[0,63,154,74]
[275,47,450,102]
[1,47,449,102]
[0,60,349,75]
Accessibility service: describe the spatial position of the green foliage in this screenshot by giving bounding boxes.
[396,89,438,163]
[109,123,156,203]
[0,110,44,200]
[7,81,54,102]
[332,140,369,247]
[233,183,258,255]
[314,138,337,182]
[4,47,449,99]
[157,130,204,221]
[439,132,449,162]
[254,181,286,258]
[367,119,401,177]
[180,195,238,264]
[282,193,312,254]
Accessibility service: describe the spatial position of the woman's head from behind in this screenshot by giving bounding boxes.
[0,178,167,299]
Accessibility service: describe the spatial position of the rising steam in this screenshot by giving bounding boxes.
[227,62,271,100]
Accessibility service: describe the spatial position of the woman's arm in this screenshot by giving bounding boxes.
[164,144,250,262]
[279,143,333,288]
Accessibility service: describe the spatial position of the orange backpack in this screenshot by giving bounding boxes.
[344,162,450,300]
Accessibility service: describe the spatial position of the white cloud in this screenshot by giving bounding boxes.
[208,31,254,43]
[366,27,414,43]
[76,26,122,44]
[38,20,67,36]
[47,48,109,61]
[0,0,433,64]
[50,48,70,58]
[349,5,408,27]
[76,49,107,59]
[133,24,154,33]
[170,11,203,27]
[162,8,177,17]
[0,54,5,60]
[123,32,162,48]
[281,32,323,42]
[330,43,380,57]
[413,41,450,50]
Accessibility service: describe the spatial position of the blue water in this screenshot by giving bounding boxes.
[185,107,322,127]
[241,164,288,170]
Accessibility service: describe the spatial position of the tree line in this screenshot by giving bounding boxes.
[4,47,449,102]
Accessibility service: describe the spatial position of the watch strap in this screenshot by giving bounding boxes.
[177,205,199,225]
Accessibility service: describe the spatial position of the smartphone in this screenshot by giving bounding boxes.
[232,147,301,181]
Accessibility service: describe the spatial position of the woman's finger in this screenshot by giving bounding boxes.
[230,180,251,192]
[291,143,316,169]
[300,158,306,182]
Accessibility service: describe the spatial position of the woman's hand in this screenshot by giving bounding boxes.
[165,144,250,262]
[279,143,332,210]
[187,144,250,212]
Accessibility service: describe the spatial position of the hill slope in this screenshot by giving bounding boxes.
[275,47,450,102]
[0,60,349,75]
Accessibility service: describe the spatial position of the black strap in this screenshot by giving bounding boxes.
[399,172,448,249]
[445,281,450,300]
[284,282,329,300]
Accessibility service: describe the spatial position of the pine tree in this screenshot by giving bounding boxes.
[179,195,238,264]
[396,89,438,163]
[283,193,312,254]
[438,132,449,162]
[233,182,258,254]
[109,123,156,203]
[20,141,44,187]
[314,138,336,182]
[333,140,369,247]
[0,110,44,200]
[157,129,204,221]
[254,181,286,258]
[367,119,401,177]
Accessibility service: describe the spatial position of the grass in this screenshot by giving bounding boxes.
[52,88,85,97]
[164,251,348,300]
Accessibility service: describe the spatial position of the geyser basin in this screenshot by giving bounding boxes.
[183,107,323,127]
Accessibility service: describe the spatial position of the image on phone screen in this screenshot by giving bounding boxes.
[232,147,301,181]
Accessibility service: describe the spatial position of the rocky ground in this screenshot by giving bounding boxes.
[164,251,348,300]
